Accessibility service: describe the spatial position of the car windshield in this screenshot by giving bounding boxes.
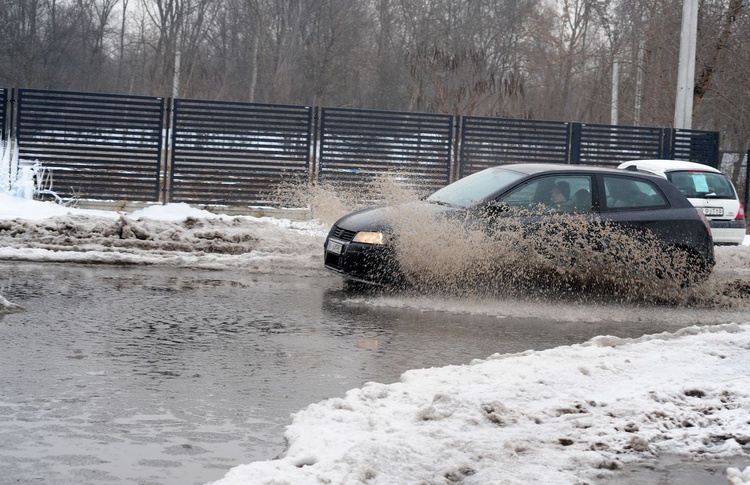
[426,167,525,208]
[666,171,735,199]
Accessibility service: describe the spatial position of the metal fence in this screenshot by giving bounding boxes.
[170,99,313,205]
[318,107,454,196]
[14,89,165,201]
[571,123,668,167]
[0,87,727,207]
[459,117,572,179]
[671,129,721,167]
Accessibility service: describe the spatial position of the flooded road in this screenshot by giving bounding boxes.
[0,261,747,484]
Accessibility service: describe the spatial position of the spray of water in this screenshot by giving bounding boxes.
[280,174,748,307]
[272,172,419,226]
[388,205,710,303]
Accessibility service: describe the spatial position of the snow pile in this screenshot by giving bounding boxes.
[729,466,750,485]
[0,194,328,274]
[0,294,23,313]
[211,324,750,485]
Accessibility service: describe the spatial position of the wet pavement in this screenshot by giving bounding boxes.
[0,261,747,484]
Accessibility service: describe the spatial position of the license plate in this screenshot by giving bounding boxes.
[701,207,723,216]
[326,240,344,255]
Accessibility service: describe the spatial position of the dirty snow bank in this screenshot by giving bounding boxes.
[0,195,328,274]
[211,323,750,485]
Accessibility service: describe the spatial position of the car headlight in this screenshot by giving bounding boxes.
[352,231,385,245]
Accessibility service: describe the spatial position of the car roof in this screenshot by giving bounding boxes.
[617,159,722,176]
[498,162,656,177]
[497,163,622,175]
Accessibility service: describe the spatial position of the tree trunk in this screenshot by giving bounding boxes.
[692,0,743,113]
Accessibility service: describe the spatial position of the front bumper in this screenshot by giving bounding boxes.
[324,238,402,285]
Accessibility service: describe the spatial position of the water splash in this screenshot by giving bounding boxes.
[273,172,420,226]
[388,206,710,303]
[276,174,748,307]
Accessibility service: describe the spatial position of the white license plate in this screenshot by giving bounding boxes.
[326,240,344,255]
[701,207,723,216]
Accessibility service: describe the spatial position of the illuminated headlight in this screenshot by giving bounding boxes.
[352,231,385,245]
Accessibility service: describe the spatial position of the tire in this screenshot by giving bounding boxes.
[660,246,711,287]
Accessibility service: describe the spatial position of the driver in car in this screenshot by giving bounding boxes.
[550,181,571,209]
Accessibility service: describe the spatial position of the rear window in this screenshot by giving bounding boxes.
[666,171,735,199]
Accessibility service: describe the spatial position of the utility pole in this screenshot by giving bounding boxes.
[610,58,619,126]
[172,49,181,99]
[674,0,699,129]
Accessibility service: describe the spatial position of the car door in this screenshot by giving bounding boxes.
[596,173,686,244]
[493,174,595,214]
[481,174,596,238]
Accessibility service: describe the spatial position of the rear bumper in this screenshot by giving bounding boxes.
[709,220,747,245]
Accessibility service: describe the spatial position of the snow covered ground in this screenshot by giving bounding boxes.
[1,193,749,484]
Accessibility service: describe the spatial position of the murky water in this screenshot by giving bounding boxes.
[0,261,746,484]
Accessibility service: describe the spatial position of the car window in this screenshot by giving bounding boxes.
[497,175,593,213]
[603,176,668,210]
[666,171,735,199]
[426,167,525,208]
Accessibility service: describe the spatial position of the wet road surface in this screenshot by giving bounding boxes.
[0,262,746,484]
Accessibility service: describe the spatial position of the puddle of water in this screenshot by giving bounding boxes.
[604,454,748,485]
[0,261,746,484]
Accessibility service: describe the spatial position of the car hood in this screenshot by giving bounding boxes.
[333,201,457,233]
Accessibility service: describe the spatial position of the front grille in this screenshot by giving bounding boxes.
[324,251,342,270]
[330,225,357,242]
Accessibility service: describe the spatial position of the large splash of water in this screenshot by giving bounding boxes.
[279,174,747,307]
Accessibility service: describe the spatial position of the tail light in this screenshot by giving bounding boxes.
[736,202,745,221]
[696,209,712,236]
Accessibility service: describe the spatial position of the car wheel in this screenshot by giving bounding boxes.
[658,246,711,287]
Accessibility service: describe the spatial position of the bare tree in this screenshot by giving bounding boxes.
[693,0,744,112]
[1,0,749,163]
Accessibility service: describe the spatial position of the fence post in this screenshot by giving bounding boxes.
[8,89,18,188]
[160,97,173,204]
[0,89,7,191]
[744,150,749,216]
[710,132,721,169]
[668,128,676,160]
[570,123,582,164]
[310,106,320,185]
[451,115,461,183]
[660,128,672,159]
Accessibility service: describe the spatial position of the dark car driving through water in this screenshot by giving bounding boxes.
[324,163,715,291]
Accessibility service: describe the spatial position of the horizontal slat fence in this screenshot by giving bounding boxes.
[15,89,164,201]
[169,99,313,205]
[318,108,454,201]
[0,88,728,208]
[671,129,720,168]
[459,117,571,178]
[571,123,668,166]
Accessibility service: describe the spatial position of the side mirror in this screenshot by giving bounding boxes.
[483,202,510,218]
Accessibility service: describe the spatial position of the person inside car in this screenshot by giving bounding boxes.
[551,181,570,206]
